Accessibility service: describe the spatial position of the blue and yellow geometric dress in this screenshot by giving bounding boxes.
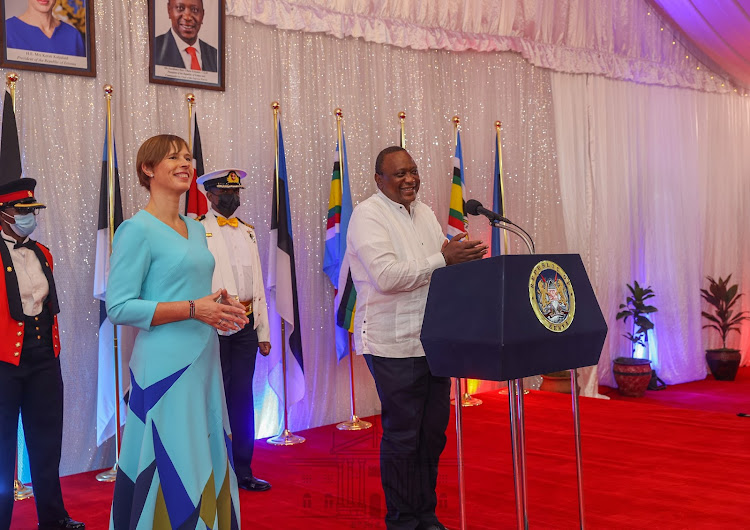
[106,211,240,529]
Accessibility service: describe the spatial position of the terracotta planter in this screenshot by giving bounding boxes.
[705,348,741,381]
[613,357,652,397]
[540,371,572,393]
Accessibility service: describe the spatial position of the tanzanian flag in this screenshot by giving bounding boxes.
[446,130,468,238]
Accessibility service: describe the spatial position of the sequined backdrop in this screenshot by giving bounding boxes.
[4,4,562,476]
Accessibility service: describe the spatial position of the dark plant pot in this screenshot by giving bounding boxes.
[613,357,652,397]
[540,371,572,393]
[705,348,741,381]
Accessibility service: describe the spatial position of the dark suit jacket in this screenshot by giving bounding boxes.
[154,31,218,73]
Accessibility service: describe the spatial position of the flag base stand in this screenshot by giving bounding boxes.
[267,429,306,446]
[499,387,530,396]
[14,480,32,501]
[336,415,372,431]
[451,393,483,407]
[96,464,118,482]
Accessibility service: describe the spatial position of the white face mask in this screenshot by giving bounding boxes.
[2,210,37,238]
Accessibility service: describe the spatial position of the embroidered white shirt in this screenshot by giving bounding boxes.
[346,191,446,358]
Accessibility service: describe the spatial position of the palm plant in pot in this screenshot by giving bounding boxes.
[700,275,749,381]
[614,281,657,397]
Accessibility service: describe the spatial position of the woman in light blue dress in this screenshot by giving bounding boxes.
[106,135,248,529]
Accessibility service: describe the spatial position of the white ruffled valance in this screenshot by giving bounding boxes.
[227,0,736,93]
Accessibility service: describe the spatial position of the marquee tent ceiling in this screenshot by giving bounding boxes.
[647,0,750,89]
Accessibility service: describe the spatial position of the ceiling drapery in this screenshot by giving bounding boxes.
[228,0,739,93]
[647,0,750,90]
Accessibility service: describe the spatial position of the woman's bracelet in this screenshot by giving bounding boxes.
[188,300,195,319]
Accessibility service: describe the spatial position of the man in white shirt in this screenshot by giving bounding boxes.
[197,169,271,491]
[154,0,218,72]
[346,147,487,530]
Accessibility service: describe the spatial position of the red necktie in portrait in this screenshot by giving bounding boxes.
[186,47,201,70]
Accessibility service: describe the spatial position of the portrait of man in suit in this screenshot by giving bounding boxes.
[154,0,217,72]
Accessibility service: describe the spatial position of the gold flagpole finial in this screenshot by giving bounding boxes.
[495,120,502,129]
[186,93,195,152]
[452,115,460,125]
[103,84,113,96]
[398,111,406,148]
[452,116,460,146]
[271,100,280,115]
[6,73,19,111]
[334,107,343,118]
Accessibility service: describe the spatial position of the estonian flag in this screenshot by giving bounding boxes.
[267,120,305,404]
[185,112,207,217]
[94,127,126,447]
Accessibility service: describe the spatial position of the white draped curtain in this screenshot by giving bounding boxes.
[551,73,750,386]
[5,0,749,478]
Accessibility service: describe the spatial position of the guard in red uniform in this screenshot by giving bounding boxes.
[0,178,84,529]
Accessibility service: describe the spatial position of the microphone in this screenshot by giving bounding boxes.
[465,199,510,223]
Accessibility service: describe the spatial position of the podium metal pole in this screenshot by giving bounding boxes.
[570,369,586,529]
[508,380,528,530]
[453,378,467,530]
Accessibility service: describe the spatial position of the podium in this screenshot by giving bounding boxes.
[421,254,607,529]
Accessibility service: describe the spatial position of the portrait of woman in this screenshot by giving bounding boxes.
[106,135,246,527]
[4,0,85,56]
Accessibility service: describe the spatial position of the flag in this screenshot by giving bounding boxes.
[446,130,468,238]
[184,112,207,218]
[94,126,126,446]
[491,128,507,256]
[267,120,305,404]
[327,128,356,361]
[0,89,21,186]
[323,136,343,286]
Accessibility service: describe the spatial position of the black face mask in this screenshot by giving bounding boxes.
[215,194,240,216]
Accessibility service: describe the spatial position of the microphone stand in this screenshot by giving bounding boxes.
[489,219,586,530]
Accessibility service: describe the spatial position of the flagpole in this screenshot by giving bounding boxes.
[96,85,121,482]
[333,108,371,432]
[398,111,406,148]
[186,93,195,152]
[7,72,33,502]
[268,101,305,446]
[496,121,510,254]
[449,116,482,409]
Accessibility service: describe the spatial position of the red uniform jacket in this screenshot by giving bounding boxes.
[0,240,61,365]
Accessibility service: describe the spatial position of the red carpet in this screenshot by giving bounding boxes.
[12,368,750,529]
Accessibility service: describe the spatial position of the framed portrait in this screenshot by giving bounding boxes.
[149,0,225,91]
[0,0,95,76]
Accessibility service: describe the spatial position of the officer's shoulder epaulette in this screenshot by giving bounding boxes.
[196,215,206,221]
[238,218,254,229]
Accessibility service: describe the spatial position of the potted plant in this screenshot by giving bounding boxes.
[613,281,657,397]
[700,275,749,381]
[540,370,572,393]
